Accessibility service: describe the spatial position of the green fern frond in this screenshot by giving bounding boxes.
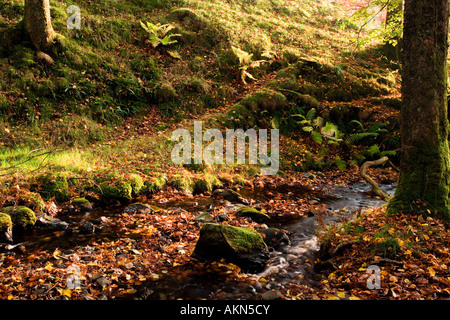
[348,119,365,132]
[306,108,316,121]
[345,132,379,145]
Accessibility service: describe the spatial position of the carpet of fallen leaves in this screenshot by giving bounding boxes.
[6,167,442,301]
[309,206,450,300]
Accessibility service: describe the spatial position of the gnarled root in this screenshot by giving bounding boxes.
[359,156,391,202]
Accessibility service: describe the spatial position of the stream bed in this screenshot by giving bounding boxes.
[139,182,397,299]
[2,181,396,300]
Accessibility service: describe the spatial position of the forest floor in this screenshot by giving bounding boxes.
[0,0,449,301]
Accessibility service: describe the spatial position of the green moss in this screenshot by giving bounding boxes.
[128,173,144,195]
[225,104,256,128]
[0,213,12,231]
[374,237,401,259]
[144,174,167,193]
[17,191,45,214]
[236,206,270,223]
[2,206,36,229]
[155,82,178,103]
[38,173,71,202]
[168,174,193,191]
[72,197,90,206]
[386,140,450,221]
[240,89,288,113]
[220,224,266,253]
[101,181,133,201]
[94,172,144,201]
[194,223,266,255]
[193,173,223,194]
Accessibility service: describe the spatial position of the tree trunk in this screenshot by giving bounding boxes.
[24,0,55,53]
[387,0,450,221]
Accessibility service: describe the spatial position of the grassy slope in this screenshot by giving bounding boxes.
[0,0,400,198]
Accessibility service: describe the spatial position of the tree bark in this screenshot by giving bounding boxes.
[24,0,55,53]
[387,0,450,221]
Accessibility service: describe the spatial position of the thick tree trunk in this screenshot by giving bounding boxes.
[24,0,55,53]
[387,0,450,220]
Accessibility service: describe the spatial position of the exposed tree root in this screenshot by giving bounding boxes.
[359,156,391,202]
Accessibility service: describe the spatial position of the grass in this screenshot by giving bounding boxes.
[0,0,403,200]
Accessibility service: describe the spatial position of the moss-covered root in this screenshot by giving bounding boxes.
[386,153,450,221]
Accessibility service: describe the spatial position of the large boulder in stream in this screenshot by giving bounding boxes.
[192,223,269,272]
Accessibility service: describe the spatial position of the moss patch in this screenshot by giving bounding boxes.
[168,173,193,191]
[95,172,145,201]
[193,223,266,257]
[192,173,223,194]
[0,212,12,231]
[72,197,90,206]
[2,206,36,229]
[236,206,270,223]
[37,173,71,202]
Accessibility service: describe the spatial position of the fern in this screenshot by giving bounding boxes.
[140,21,181,48]
[305,108,316,121]
[311,131,323,144]
[380,150,397,157]
[345,132,379,145]
[231,46,269,84]
[348,119,365,132]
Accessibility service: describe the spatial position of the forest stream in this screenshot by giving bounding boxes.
[3,182,396,300]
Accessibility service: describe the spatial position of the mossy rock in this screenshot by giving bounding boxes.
[71,197,93,211]
[169,8,207,31]
[212,188,246,204]
[293,93,319,109]
[100,181,133,201]
[225,104,256,128]
[143,174,167,193]
[257,228,290,248]
[154,83,178,103]
[0,212,13,242]
[168,174,193,192]
[38,173,70,202]
[72,197,90,206]
[97,172,144,201]
[0,213,12,230]
[4,191,45,214]
[192,223,269,272]
[192,174,223,194]
[127,173,144,195]
[2,206,36,229]
[240,89,288,113]
[236,206,270,223]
